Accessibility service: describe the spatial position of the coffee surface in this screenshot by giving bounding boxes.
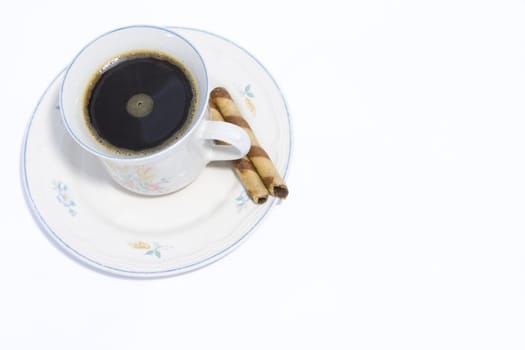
[86,52,195,153]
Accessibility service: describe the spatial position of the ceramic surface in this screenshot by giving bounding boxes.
[22,27,292,277]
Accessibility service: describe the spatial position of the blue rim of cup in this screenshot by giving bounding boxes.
[59,25,210,162]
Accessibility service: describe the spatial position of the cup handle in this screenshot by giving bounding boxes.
[199,120,251,161]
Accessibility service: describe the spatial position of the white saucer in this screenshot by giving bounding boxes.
[21,27,292,278]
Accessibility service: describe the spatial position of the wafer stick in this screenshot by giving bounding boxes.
[209,99,269,204]
[211,87,288,199]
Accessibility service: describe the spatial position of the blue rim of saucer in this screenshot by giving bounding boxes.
[20,26,293,278]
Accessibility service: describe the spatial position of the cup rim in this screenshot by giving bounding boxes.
[59,24,209,162]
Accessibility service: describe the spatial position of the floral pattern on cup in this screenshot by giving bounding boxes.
[52,180,77,216]
[106,164,170,194]
[129,241,172,258]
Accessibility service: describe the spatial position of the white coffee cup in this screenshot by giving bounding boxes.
[60,25,250,195]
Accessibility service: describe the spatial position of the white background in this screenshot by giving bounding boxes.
[2,0,525,348]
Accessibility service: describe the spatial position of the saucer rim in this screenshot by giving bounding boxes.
[20,26,293,278]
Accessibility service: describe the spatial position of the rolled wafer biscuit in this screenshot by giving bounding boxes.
[211,87,288,199]
[209,99,269,204]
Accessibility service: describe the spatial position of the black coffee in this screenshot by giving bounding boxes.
[85,51,196,153]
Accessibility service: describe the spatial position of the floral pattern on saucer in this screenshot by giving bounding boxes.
[129,241,172,258]
[235,191,251,211]
[52,180,76,216]
[241,84,256,116]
